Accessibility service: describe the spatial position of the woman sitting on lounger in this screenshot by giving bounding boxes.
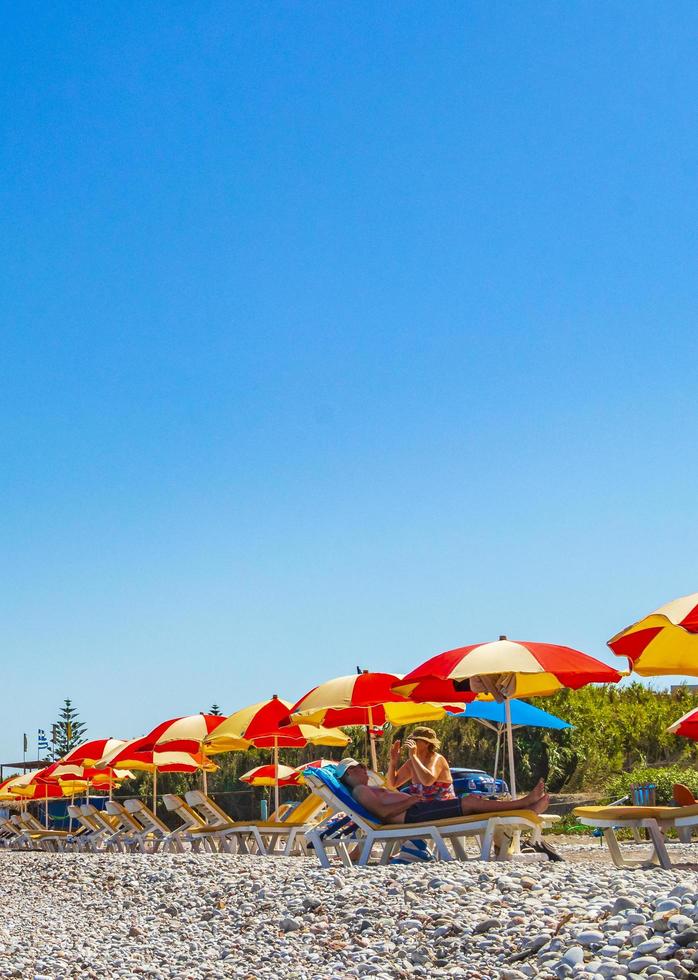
[387,726,455,801]
[336,758,549,824]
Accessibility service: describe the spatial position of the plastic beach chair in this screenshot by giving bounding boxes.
[183,790,326,856]
[572,802,698,869]
[303,767,544,868]
[104,800,161,852]
[161,794,218,852]
[123,798,184,852]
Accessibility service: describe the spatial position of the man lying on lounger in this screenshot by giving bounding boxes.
[335,758,549,823]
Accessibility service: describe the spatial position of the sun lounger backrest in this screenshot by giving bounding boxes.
[303,768,377,823]
[279,793,324,825]
[162,793,208,832]
[69,805,99,832]
[82,804,119,833]
[106,800,144,832]
[124,799,169,834]
[185,790,231,826]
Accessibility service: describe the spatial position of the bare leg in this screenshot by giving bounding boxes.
[459,782,549,817]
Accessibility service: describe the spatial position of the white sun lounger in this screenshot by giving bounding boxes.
[302,769,543,868]
[572,804,698,869]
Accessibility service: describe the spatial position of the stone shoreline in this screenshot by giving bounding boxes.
[0,844,697,979]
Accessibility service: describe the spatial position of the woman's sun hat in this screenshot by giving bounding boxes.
[409,726,441,749]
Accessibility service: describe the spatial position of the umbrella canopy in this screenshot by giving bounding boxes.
[608,592,698,677]
[49,762,133,791]
[240,759,337,788]
[667,707,698,740]
[395,638,623,702]
[288,671,464,771]
[240,764,297,787]
[152,714,228,754]
[61,739,126,766]
[451,699,571,730]
[288,672,464,727]
[96,738,217,773]
[203,696,349,753]
[8,762,130,797]
[0,776,21,801]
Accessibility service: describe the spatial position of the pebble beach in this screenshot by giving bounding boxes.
[2,844,698,980]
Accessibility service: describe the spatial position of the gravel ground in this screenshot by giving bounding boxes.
[1,843,698,980]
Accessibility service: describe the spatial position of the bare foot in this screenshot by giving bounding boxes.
[522,779,546,806]
[530,793,550,815]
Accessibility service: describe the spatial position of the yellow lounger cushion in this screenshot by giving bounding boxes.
[573,805,698,821]
[373,809,543,831]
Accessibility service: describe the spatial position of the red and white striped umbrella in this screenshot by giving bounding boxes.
[240,764,298,787]
[61,739,127,766]
[608,592,698,677]
[288,672,464,770]
[667,708,698,741]
[203,696,349,813]
[152,714,227,754]
[396,638,622,702]
[396,637,622,796]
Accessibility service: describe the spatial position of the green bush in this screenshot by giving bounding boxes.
[604,764,698,805]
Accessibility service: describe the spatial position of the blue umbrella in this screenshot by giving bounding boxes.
[451,700,571,785]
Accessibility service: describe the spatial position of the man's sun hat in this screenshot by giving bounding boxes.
[335,757,363,779]
[409,726,441,749]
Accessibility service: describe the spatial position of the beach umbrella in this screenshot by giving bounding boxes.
[151,714,228,754]
[287,671,465,771]
[0,775,25,801]
[60,739,127,766]
[396,636,622,796]
[240,764,298,787]
[608,592,698,677]
[667,707,698,740]
[203,696,349,813]
[450,699,571,786]
[5,765,91,828]
[7,761,133,826]
[152,714,228,795]
[95,739,217,814]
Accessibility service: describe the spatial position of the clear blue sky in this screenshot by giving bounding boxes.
[2,3,697,762]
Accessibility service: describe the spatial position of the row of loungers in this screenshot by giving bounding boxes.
[0,768,549,866]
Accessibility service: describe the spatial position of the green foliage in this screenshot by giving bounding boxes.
[604,765,698,805]
[52,698,87,758]
[379,683,698,793]
[207,704,223,716]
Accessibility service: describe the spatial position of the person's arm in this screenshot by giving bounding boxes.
[387,761,413,790]
[386,739,404,789]
[354,786,423,822]
[406,744,442,787]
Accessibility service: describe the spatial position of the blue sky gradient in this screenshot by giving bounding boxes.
[2,3,697,760]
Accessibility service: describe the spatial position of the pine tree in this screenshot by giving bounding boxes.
[52,698,87,758]
[208,704,223,716]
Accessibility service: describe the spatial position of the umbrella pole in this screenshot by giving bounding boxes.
[493,728,501,783]
[273,736,279,817]
[202,767,208,796]
[153,769,157,816]
[504,698,517,798]
[69,793,74,833]
[367,705,378,773]
[45,785,49,829]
